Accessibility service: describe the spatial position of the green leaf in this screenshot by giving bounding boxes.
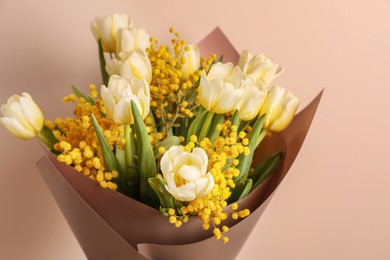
[91,113,123,186]
[37,124,58,150]
[71,85,96,105]
[250,152,282,191]
[208,113,225,142]
[156,136,180,156]
[227,179,252,204]
[198,110,214,141]
[148,177,175,209]
[231,110,240,127]
[234,114,266,184]
[187,108,208,141]
[131,101,159,208]
[98,39,109,86]
[123,125,140,199]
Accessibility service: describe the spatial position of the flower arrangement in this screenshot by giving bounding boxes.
[0,13,316,259]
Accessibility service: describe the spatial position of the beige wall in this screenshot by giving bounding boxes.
[1,0,389,259]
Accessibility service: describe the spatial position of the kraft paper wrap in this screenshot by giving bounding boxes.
[36,28,323,260]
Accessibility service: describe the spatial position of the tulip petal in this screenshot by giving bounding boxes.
[207,62,233,80]
[213,82,243,114]
[0,117,35,139]
[100,86,116,119]
[19,94,44,132]
[178,165,201,182]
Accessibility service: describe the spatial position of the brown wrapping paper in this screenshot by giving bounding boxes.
[36,28,323,260]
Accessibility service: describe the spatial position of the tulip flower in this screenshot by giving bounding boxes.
[91,13,133,53]
[160,146,214,201]
[101,75,150,125]
[238,50,283,88]
[0,93,44,139]
[199,62,244,114]
[259,85,299,132]
[237,81,267,121]
[180,44,200,80]
[106,50,152,84]
[116,27,150,56]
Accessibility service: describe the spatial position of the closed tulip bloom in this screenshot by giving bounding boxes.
[238,81,267,121]
[91,13,133,53]
[199,62,244,114]
[180,44,200,80]
[101,75,150,125]
[0,93,44,139]
[106,50,152,84]
[116,27,150,56]
[160,146,214,201]
[238,50,283,88]
[260,85,299,132]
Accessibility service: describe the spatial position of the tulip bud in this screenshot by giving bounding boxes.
[238,50,283,88]
[160,146,214,201]
[91,13,133,53]
[180,45,200,80]
[0,93,44,139]
[199,62,244,114]
[106,50,152,84]
[237,81,267,121]
[116,27,150,56]
[101,75,150,125]
[259,85,299,132]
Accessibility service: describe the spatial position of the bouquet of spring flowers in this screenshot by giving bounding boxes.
[0,13,322,260]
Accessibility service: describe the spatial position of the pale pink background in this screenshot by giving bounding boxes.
[1,0,389,259]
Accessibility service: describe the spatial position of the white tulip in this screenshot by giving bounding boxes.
[259,85,299,132]
[0,93,44,139]
[238,50,283,88]
[91,13,133,53]
[180,44,200,80]
[199,62,244,114]
[160,146,214,201]
[106,50,152,84]
[101,75,150,125]
[237,81,267,121]
[116,27,150,56]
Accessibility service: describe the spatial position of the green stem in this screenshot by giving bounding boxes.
[124,124,139,199]
[198,111,214,141]
[37,125,58,149]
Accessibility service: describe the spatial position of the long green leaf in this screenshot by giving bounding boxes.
[198,110,214,141]
[98,39,109,86]
[148,177,175,209]
[71,85,95,105]
[131,101,159,208]
[208,113,225,142]
[38,125,58,150]
[227,179,253,204]
[187,108,208,141]
[250,152,282,191]
[234,114,266,184]
[91,113,120,172]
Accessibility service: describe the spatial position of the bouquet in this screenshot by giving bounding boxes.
[0,13,322,259]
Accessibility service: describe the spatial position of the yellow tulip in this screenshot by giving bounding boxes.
[116,27,150,56]
[260,85,299,132]
[101,75,150,125]
[180,44,200,80]
[91,13,133,53]
[0,93,44,139]
[105,50,152,84]
[238,50,283,88]
[199,62,243,114]
[160,146,214,201]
